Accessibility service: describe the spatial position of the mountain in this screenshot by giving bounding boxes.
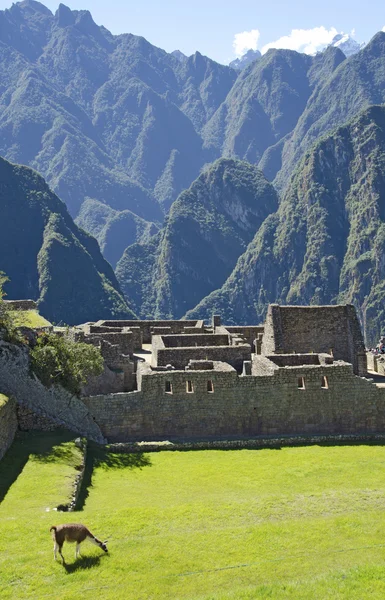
[273,32,385,190]
[171,50,188,63]
[329,33,364,57]
[76,199,159,268]
[229,49,261,70]
[0,155,136,324]
[0,0,237,224]
[186,105,385,345]
[116,158,278,319]
[203,46,345,168]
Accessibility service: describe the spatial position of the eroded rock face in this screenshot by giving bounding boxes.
[0,340,105,443]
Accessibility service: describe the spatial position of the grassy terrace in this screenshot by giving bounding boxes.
[2,437,385,599]
[9,310,52,329]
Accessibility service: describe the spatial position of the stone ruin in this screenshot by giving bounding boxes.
[4,301,385,447]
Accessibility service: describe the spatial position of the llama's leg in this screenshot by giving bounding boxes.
[58,544,65,564]
[54,542,59,561]
[76,543,81,559]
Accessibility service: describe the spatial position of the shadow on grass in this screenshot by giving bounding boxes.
[75,443,152,511]
[63,554,108,574]
[0,430,75,505]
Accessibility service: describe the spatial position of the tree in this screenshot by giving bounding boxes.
[0,272,21,343]
[30,333,104,396]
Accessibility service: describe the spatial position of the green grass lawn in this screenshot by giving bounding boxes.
[9,310,52,329]
[2,437,385,599]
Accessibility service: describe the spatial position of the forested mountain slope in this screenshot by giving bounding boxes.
[0,0,236,226]
[116,159,278,319]
[0,155,135,324]
[186,106,385,345]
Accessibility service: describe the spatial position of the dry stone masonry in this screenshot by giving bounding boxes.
[0,395,17,459]
[1,302,383,448]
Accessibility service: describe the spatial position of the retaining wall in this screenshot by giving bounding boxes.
[0,395,17,460]
[0,340,105,443]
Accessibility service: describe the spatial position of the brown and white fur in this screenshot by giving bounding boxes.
[50,524,108,562]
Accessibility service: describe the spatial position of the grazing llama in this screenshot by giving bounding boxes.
[50,524,108,562]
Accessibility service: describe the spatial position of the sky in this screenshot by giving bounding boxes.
[1,0,384,63]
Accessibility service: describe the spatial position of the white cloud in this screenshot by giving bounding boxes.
[261,26,339,55]
[233,29,260,58]
[382,25,385,31]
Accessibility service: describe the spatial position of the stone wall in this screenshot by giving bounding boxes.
[0,340,105,443]
[97,320,199,343]
[262,304,367,375]
[162,334,230,348]
[4,300,37,311]
[17,405,60,432]
[151,335,251,371]
[84,359,385,442]
[0,395,17,460]
[226,326,264,347]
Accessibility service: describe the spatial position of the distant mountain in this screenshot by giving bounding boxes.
[0,155,136,324]
[186,105,385,345]
[171,50,188,63]
[229,49,261,70]
[0,0,236,223]
[329,33,365,57]
[274,32,385,191]
[76,199,159,269]
[203,46,345,167]
[116,159,278,319]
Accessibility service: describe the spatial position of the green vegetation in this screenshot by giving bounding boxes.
[0,272,22,344]
[117,159,278,319]
[0,393,8,408]
[187,105,385,344]
[0,157,136,324]
[30,333,104,396]
[9,310,52,329]
[3,439,385,598]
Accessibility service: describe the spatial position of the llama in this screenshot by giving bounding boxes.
[50,524,108,562]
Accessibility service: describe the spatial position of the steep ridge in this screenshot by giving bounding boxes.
[116,159,278,319]
[0,1,236,221]
[203,47,345,168]
[76,198,159,268]
[186,106,385,345]
[0,155,136,324]
[275,32,385,190]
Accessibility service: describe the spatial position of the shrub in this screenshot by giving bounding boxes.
[0,272,22,344]
[30,333,104,396]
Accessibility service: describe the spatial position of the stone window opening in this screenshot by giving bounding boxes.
[298,377,305,390]
[321,376,329,389]
[207,380,214,393]
[165,381,173,394]
[186,380,194,393]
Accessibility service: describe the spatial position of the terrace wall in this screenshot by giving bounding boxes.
[0,395,17,460]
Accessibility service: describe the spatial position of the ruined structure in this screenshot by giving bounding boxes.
[70,304,385,443]
[2,301,384,446]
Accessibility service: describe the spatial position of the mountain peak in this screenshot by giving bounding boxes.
[329,33,364,57]
[229,48,261,70]
[55,3,75,27]
[15,0,52,16]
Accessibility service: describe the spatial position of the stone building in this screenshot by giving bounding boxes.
[75,304,385,443]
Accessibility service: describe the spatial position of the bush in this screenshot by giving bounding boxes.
[30,333,104,396]
[0,272,22,344]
